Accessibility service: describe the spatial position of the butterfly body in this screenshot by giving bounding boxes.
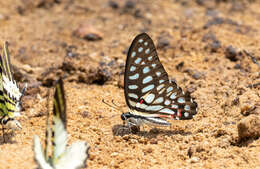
[121,112,170,127]
[122,33,198,130]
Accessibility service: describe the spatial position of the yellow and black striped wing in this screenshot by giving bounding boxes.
[53,78,66,128]
[52,78,67,163]
[0,64,5,118]
[1,42,14,82]
[0,42,21,119]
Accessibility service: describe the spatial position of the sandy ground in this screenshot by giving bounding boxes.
[0,0,260,168]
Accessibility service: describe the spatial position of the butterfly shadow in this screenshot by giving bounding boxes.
[0,130,17,145]
[112,124,192,138]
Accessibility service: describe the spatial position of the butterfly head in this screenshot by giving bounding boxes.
[120,112,131,121]
[1,116,22,130]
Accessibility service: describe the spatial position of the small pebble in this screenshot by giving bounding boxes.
[124,0,136,9]
[225,45,238,61]
[192,71,203,80]
[73,23,103,41]
[187,157,199,163]
[108,0,119,9]
[110,152,119,157]
[157,36,170,49]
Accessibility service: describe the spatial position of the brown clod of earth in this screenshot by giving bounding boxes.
[73,23,103,41]
[237,115,260,140]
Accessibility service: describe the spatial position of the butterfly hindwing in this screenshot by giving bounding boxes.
[55,141,89,169]
[33,135,53,169]
[124,33,197,120]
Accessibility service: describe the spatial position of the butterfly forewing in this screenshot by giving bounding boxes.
[53,78,66,128]
[0,42,21,120]
[52,78,67,162]
[124,33,197,120]
[1,42,14,82]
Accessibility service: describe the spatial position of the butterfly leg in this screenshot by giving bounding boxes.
[114,121,130,136]
[127,120,141,134]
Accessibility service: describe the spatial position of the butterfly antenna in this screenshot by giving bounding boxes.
[243,50,260,69]
[102,99,123,112]
[112,99,125,108]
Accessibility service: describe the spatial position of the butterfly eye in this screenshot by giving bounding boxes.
[121,114,126,120]
[1,117,10,125]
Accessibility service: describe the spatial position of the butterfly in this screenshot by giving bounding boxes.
[121,33,198,130]
[33,78,89,169]
[0,42,26,142]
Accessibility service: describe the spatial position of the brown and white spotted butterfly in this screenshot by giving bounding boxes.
[121,33,198,129]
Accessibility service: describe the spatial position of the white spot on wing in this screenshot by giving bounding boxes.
[167,86,173,93]
[144,93,155,103]
[159,79,165,84]
[128,93,138,99]
[139,39,143,43]
[129,73,139,80]
[145,48,150,54]
[130,66,136,72]
[164,99,170,105]
[131,52,136,57]
[142,84,154,93]
[144,42,148,46]
[143,76,153,84]
[145,105,164,111]
[159,108,175,115]
[135,58,142,64]
[152,64,156,68]
[143,66,150,74]
[177,97,185,103]
[184,105,190,111]
[138,47,143,52]
[153,97,164,104]
[184,112,189,117]
[148,56,153,61]
[156,72,161,77]
[128,85,138,90]
[170,92,177,99]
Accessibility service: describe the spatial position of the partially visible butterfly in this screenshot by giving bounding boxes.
[121,33,198,130]
[33,78,89,169]
[0,42,26,142]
